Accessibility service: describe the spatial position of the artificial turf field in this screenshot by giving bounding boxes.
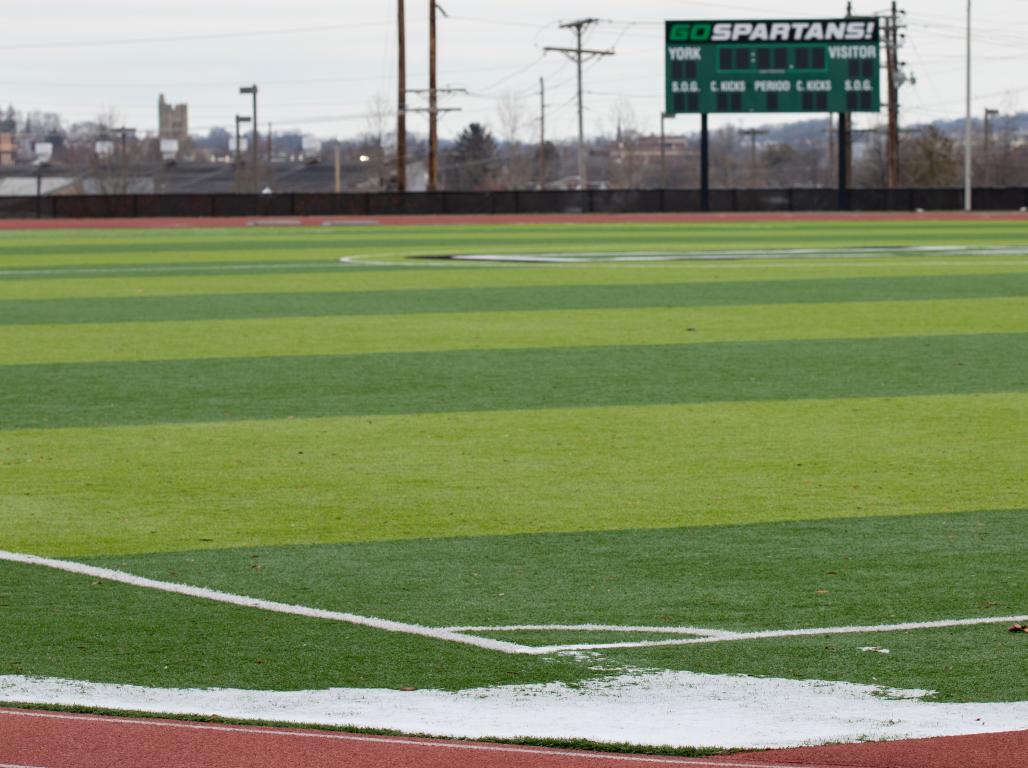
[0,218,1026,744]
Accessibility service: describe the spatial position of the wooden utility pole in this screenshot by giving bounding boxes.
[740,128,768,187]
[885,2,901,188]
[428,0,438,191]
[397,0,407,191]
[545,19,614,189]
[538,77,546,187]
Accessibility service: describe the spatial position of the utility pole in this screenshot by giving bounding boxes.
[428,0,438,191]
[397,0,407,192]
[984,107,998,186]
[334,145,342,193]
[545,19,614,189]
[267,122,272,164]
[660,112,668,189]
[539,77,546,188]
[964,0,972,211]
[884,2,902,188]
[740,128,768,187]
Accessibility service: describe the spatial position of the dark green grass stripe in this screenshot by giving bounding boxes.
[2,273,1026,325]
[94,509,1028,636]
[2,334,1024,429]
[0,261,407,280]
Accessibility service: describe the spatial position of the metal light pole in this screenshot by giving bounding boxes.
[240,85,258,192]
[964,0,972,211]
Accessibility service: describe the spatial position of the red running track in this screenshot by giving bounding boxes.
[0,708,1024,768]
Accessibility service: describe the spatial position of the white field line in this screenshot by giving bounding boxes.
[0,710,814,768]
[0,550,532,656]
[521,616,1028,654]
[339,254,1028,270]
[3,549,1023,657]
[447,245,1028,263]
[447,624,737,638]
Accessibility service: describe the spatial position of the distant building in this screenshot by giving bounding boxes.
[158,94,188,142]
[0,132,14,166]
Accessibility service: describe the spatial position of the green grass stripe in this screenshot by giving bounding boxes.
[3,272,1026,326]
[2,334,1025,430]
[2,510,1024,699]
[3,393,1023,556]
[3,258,1027,302]
[2,221,1027,267]
[3,298,1025,365]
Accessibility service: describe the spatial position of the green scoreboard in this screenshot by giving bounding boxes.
[665,19,881,115]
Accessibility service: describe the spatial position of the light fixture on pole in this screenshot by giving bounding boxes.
[239,85,258,192]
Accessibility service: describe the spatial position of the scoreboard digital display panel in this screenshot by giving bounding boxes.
[665,19,881,115]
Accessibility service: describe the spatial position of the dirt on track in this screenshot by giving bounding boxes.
[0,210,1026,231]
[1,708,1024,768]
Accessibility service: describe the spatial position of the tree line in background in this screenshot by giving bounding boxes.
[3,101,1028,191]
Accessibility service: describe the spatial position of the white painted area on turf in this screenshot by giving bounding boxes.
[2,549,1024,656]
[3,672,1028,750]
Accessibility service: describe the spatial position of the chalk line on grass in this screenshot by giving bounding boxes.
[3,549,1024,657]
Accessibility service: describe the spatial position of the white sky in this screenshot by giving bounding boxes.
[3,0,1027,141]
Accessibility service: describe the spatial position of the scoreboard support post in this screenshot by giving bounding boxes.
[700,113,710,212]
[837,112,849,210]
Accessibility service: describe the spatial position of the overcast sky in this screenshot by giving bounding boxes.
[3,0,1027,141]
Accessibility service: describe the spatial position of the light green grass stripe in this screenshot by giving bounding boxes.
[2,393,1023,557]
[2,297,1024,365]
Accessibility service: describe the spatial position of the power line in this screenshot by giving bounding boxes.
[0,19,402,51]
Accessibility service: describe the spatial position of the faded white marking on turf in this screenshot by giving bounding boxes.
[0,550,529,655]
[3,672,1028,750]
[2,549,1024,656]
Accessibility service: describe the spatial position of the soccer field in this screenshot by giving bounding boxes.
[1,219,1026,749]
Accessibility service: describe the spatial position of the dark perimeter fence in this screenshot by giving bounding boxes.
[3,187,1028,219]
